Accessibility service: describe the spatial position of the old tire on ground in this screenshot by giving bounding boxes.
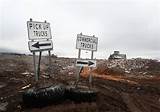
[23,84,65,107]
[66,87,97,103]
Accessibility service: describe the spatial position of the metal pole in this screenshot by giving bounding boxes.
[89,35,95,88]
[33,52,38,81]
[89,51,94,88]
[77,35,82,84]
[48,50,51,78]
[37,51,42,80]
[78,49,81,59]
[75,49,81,87]
[91,51,94,59]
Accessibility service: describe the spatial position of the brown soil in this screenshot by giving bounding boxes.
[0,54,160,112]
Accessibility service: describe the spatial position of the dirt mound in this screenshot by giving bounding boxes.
[93,65,125,76]
[92,59,160,76]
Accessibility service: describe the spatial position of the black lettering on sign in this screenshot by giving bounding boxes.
[38,24,42,30]
[81,42,84,48]
[33,31,48,37]
[33,31,36,36]
[77,37,81,41]
[81,37,85,42]
[36,31,38,36]
[33,24,35,29]
[93,38,97,44]
[80,42,94,50]
[45,31,48,37]
[43,24,49,30]
[91,44,93,49]
[32,23,41,30]
[79,37,97,44]
[86,43,90,48]
[35,24,38,30]
[41,31,44,36]
[29,23,33,29]
[33,31,38,36]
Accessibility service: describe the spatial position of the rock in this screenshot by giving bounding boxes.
[0,97,3,100]
[0,83,7,89]
[125,70,130,73]
[0,102,8,111]
[21,71,31,75]
[21,84,31,90]
[137,87,141,90]
[68,72,73,75]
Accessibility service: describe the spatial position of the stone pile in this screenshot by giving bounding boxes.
[96,58,157,75]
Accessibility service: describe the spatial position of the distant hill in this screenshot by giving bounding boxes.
[0,47,14,53]
[0,47,26,56]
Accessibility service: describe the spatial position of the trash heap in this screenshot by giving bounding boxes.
[95,58,160,75]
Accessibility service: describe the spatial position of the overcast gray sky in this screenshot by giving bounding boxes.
[0,0,160,59]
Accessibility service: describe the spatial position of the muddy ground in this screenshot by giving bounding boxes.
[0,53,160,112]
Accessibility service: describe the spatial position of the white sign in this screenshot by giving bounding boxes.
[27,21,52,40]
[28,40,53,52]
[76,34,98,51]
[76,59,96,67]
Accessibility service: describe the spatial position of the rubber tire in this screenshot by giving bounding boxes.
[23,84,65,107]
[65,87,97,103]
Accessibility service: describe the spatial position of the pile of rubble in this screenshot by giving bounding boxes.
[95,58,160,75]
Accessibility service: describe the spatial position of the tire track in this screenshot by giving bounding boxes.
[94,78,160,112]
[94,80,130,112]
[121,93,142,112]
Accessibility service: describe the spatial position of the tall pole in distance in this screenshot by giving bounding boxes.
[44,20,52,78]
[48,50,51,78]
[89,51,94,88]
[75,33,83,88]
[89,35,95,89]
[37,51,42,80]
[30,18,38,82]
[33,52,38,82]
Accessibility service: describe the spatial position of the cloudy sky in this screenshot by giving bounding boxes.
[0,0,160,59]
